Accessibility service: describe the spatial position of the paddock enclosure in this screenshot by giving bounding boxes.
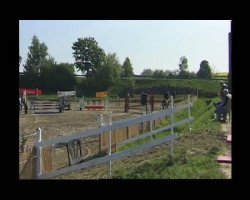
[19,94,193,179]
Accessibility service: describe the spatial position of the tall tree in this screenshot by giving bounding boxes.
[121,57,134,77]
[44,63,76,92]
[96,53,122,90]
[23,35,48,74]
[40,56,56,90]
[72,37,105,76]
[153,69,164,77]
[141,68,153,76]
[178,56,189,77]
[196,60,212,79]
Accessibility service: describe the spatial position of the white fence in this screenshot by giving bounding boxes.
[35,95,194,179]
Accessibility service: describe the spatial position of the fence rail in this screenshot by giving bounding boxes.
[117,117,194,148]
[38,133,177,179]
[36,105,192,148]
[34,95,194,179]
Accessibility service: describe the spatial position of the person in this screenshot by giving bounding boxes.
[219,80,228,101]
[24,102,28,114]
[162,99,169,110]
[215,89,231,122]
[19,96,22,111]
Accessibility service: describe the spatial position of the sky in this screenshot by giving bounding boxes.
[19,20,231,75]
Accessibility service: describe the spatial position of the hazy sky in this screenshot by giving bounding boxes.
[19,20,231,75]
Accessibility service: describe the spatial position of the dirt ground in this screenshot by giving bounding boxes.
[19,99,166,171]
[220,122,232,179]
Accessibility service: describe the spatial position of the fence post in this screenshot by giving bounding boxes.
[35,127,42,178]
[82,95,85,110]
[109,111,112,178]
[98,114,104,153]
[170,96,174,156]
[188,95,192,131]
[104,96,109,111]
[98,114,104,127]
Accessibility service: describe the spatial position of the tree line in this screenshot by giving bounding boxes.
[20,35,213,97]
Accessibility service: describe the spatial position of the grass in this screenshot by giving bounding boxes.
[134,78,221,93]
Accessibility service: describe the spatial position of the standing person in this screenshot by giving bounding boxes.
[19,96,22,111]
[216,89,231,122]
[219,80,228,101]
[24,102,28,114]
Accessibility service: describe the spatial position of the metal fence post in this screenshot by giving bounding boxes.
[35,127,42,178]
[109,111,112,178]
[188,95,192,131]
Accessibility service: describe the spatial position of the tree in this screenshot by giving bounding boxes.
[96,53,122,90]
[121,57,134,77]
[40,56,56,90]
[196,60,212,79]
[44,63,76,92]
[141,68,153,76]
[178,56,189,77]
[23,35,49,74]
[72,37,105,76]
[153,69,164,77]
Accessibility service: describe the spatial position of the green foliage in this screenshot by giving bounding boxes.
[140,68,153,76]
[72,37,105,76]
[96,53,122,90]
[153,69,164,77]
[121,57,134,77]
[197,60,212,79]
[109,77,135,97]
[23,35,49,74]
[190,97,220,130]
[43,63,76,92]
[178,56,188,77]
[134,78,220,97]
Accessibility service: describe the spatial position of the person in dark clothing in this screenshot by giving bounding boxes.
[216,89,231,122]
[24,102,28,114]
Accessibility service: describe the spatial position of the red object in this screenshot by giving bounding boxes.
[85,105,104,110]
[19,88,42,95]
[217,155,231,163]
